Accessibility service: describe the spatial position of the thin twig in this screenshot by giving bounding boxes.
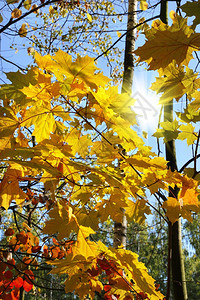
[95,15,160,61]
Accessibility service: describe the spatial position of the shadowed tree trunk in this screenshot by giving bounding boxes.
[160,1,188,299]
[113,0,137,249]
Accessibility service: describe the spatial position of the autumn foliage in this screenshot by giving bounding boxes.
[0,2,200,299]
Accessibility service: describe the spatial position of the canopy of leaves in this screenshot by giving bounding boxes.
[1,2,200,300]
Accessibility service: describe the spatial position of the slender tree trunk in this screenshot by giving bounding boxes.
[121,0,137,95]
[114,0,137,248]
[113,218,127,248]
[161,1,188,299]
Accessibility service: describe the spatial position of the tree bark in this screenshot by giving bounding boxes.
[161,1,188,299]
[113,217,127,248]
[121,0,137,95]
[114,0,137,249]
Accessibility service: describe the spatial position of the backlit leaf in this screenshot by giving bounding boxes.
[0,166,27,210]
[87,13,92,23]
[126,199,151,224]
[11,8,22,19]
[71,226,98,259]
[178,123,197,145]
[162,177,200,223]
[153,119,180,142]
[43,206,79,240]
[135,17,200,70]
[19,23,28,37]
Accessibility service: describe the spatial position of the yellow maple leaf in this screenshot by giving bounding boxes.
[162,197,182,224]
[115,249,164,299]
[21,82,60,103]
[37,49,110,91]
[162,183,200,224]
[87,13,92,23]
[140,0,148,10]
[66,129,93,157]
[19,23,27,37]
[96,196,126,223]
[48,253,93,275]
[125,155,167,171]
[22,106,56,143]
[92,86,136,124]
[151,62,185,103]
[76,208,100,231]
[34,51,56,71]
[153,119,180,142]
[178,123,197,145]
[151,63,200,104]
[135,21,200,70]
[43,206,79,240]
[71,225,98,259]
[0,115,19,140]
[0,166,27,210]
[126,199,151,224]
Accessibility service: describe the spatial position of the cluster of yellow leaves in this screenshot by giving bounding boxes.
[153,119,197,145]
[135,14,200,113]
[0,49,169,299]
[135,14,200,71]
[0,47,198,223]
[162,175,200,223]
[48,240,164,300]
[134,11,200,225]
[0,29,200,298]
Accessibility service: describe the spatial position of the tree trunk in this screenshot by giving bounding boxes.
[114,0,137,248]
[121,0,137,95]
[113,216,127,248]
[161,1,188,299]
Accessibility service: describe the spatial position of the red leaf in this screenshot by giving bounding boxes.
[57,250,65,259]
[23,280,33,292]
[52,238,59,245]
[7,259,15,270]
[11,288,20,300]
[50,247,59,258]
[16,232,28,245]
[24,269,35,280]
[31,246,41,253]
[4,271,13,280]
[13,277,23,289]
[87,266,100,277]
[97,257,110,271]
[57,162,63,174]
[5,228,15,236]
[2,293,12,300]
[104,295,119,300]
[104,284,111,292]
[0,262,7,273]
